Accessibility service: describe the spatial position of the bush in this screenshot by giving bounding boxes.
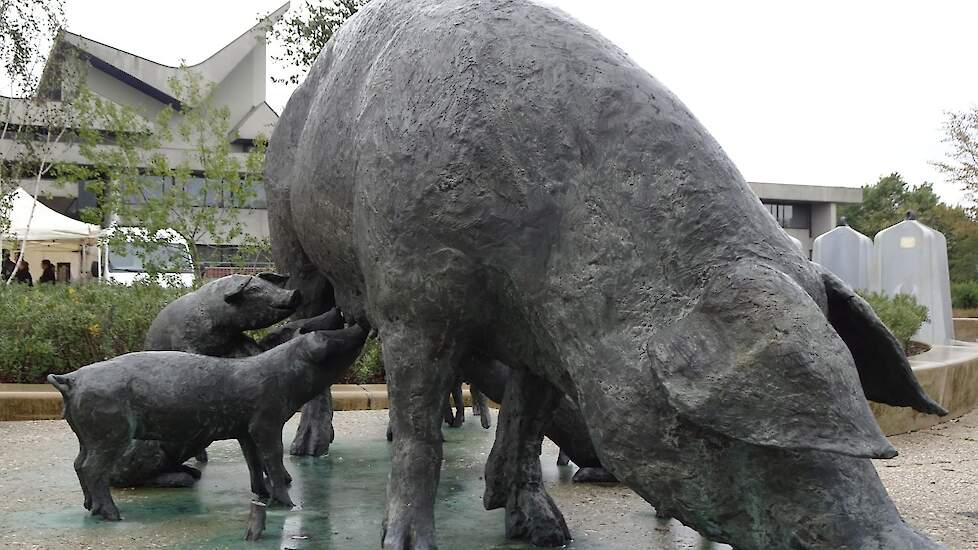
[343,337,385,384]
[951,280,978,309]
[0,280,385,385]
[858,291,929,351]
[0,281,188,383]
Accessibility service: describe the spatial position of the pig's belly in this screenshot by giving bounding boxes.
[290,179,368,317]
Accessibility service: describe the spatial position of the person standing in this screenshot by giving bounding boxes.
[39,259,56,284]
[13,260,33,286]
[0,249,14,280]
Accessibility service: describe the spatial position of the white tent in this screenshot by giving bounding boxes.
[2,187,101,282]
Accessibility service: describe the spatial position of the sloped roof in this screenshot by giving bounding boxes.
[231,101,279,141]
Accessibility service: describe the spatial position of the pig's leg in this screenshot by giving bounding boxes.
[249,424,294,508]
[381,327,460,550]
[484,369,570,546]
[239,436,269,499]
[79,445,126,521]
[471,386,492,429]
[73,443,92,510]
[290,391,335,457]
[449,382,464,428]
[282,267,337,457]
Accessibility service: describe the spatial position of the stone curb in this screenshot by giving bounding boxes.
[0,384,479,422]
[872,337,978,436]
[3,342,975,433]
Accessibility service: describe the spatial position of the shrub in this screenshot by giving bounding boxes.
[343,337,385,384]
[0,281,188,383]
[951,280,978,309]
[858,291,929,351]
[0,280,386,385]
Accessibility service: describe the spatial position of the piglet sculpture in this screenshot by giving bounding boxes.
[50,323,366,521]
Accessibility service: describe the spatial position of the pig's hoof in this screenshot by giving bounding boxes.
[572,467,617,483]
[386,423,394,441]
[83,494,92,510]
[382,515,437,550]
[556,450,571,466]
[479,410,492,429]
[148,472,196,488]
[505,489,571,546]
[91,501,121,521]
[289,424,332,457]
[269,487,294,509]
[177,464,202,480]
[195,450,209,463]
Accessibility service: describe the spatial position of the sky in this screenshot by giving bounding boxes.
[61,0,978,204]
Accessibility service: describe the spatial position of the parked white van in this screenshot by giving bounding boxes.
[95,227,195,287]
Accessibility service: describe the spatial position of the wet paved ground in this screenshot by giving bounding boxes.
[0,409,976,549]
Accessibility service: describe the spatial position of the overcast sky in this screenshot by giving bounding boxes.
[63,1,978,204]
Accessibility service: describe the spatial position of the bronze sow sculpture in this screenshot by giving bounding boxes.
[265,0,947,548]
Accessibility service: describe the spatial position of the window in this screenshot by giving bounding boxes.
[764,202,811,230]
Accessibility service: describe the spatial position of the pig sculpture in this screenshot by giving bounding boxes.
[145,273,301,357]
[114,273,305,484]
[265,0,946,548]
[50,322,366,521]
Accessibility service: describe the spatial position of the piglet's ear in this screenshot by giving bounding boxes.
[257,272,290,287]
[223,275,252,303]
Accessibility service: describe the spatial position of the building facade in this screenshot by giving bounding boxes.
[750,182,863,258]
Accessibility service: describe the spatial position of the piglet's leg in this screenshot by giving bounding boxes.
[73,443,92,510]
[80,445,126,521]
[382,326,460,550]
[249,423,294,508]
[239,436,269,499]
[484,369,570,547]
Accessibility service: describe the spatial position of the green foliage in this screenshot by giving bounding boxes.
[840,173,978,282]
[0,0,64,96]
[59,67,267,282]
[935,107,978,204]
[0,282,188,383]
[264,0,370,85]
[858,291,929,351]
[344,336,384,384]
[951,280,978,309]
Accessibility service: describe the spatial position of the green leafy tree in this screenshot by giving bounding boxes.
[840,173,978,282]
[263,0,370,85]
[0,0,65,245]
[62,67,267,282]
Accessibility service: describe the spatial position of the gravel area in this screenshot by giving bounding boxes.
[0,408,975,549]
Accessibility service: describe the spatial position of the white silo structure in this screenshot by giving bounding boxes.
[812,219,873,290]
[873,213,954,345]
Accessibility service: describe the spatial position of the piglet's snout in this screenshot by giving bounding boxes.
[274,289,302,310]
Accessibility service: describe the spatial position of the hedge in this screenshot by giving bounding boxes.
[0,281,384,384]
[0,282,187,383]
[951,280,978,309]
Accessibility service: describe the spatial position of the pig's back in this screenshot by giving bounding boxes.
[283,0,804,319]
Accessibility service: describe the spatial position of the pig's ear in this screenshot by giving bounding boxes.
[223,275,252,303]
[648,263,896,459]
[818,265,946,416]
[257,272,290,287]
